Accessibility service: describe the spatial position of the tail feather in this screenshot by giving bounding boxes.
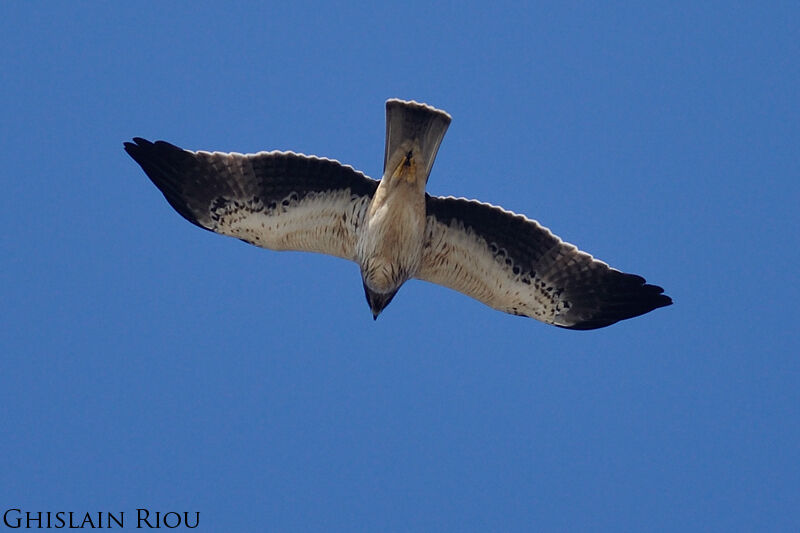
[384,99,451,183]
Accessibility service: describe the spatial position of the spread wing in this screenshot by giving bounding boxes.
[418,196,672,330]
[124,138,378,261]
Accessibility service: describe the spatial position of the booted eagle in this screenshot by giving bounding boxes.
[125,99,671,329]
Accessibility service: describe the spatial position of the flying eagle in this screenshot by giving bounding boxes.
[125,99,671,329]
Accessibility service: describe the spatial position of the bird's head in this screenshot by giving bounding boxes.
[362,282,398,320]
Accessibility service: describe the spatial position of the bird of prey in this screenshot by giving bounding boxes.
[125,99,671,329]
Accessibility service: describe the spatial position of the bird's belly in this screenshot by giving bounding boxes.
[358,200,425,292]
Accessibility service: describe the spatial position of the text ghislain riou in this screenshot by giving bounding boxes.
[3,509,199,529]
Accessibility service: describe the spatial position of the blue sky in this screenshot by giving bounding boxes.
[1,2,798,531]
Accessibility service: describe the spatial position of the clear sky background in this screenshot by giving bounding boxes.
[2,2,798,531]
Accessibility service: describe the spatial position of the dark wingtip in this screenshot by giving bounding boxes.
[123,137,211,232]
[558,275,673,330]
[654,290,673,308]
[124,137,151,151]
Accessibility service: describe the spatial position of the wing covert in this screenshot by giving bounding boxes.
[124,138,378,261]
[418,195,672,329]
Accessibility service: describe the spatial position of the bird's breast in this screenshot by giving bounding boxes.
[357,184,426,293]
